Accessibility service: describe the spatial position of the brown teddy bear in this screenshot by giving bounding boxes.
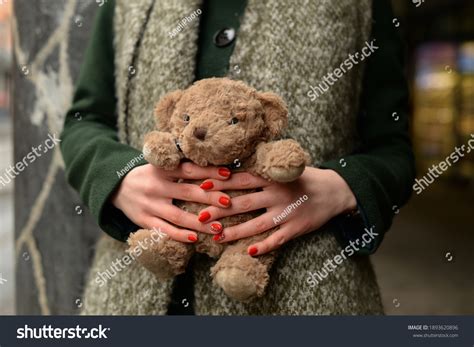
[127,78,310,301]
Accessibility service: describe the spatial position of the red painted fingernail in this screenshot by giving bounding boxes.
[200,181,214,190]
[210,223,223,233]
[213,233,224,241]
[248,246,258,256]
[188,234,198,242]
[198,211,211,223]
[219,196,230,206]
[218,167,231,177]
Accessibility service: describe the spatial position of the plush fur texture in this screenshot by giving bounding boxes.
[81,0,384,315]
[131,78,309,301]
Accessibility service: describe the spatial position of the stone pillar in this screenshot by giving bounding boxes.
[12,0,102,314]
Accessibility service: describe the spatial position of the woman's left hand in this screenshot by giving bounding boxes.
[197,167,358,256]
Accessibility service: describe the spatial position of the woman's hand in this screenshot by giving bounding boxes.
[111,162,232,243]
[197,167,357,255]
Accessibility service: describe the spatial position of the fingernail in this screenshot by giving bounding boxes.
[200,181,214,190]
[210,223,223,233]
[198,211,211,223]
[188,234,198,242]
[219,196,230,206]
[218,167,231,178]
[213,233,224,241]
[248,246,258,256]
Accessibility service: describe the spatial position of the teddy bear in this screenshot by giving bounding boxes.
[127,78,310,301]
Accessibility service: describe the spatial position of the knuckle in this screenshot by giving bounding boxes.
[275,234,286,246]
[239,197,253,211]
[207,166,219,177]
[143,182,155,197]
[181,162,194,176]
[154,179,165,193]
[167,210,183,225]
[179,185,194,200]
[255,219,268,232]
[237,173,252,187]
[206,192,216,205]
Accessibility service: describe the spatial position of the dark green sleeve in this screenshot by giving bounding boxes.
[60,0,146,241]
[321,0,416,254]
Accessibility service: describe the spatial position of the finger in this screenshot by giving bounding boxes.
[198,191,274,222]
[248,224,296,256]
[153,204,220,235]
[143,216,199,243]
[166,162,231,181]
[199,172,271,191]
[167,182,232,208]
[214,213,276,243]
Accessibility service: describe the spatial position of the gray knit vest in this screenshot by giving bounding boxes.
[81,0,384,315]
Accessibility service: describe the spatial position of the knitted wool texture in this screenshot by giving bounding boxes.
[81,0,384,315]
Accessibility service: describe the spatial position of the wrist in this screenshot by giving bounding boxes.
[110,185,124,211]
[326,169,357,214]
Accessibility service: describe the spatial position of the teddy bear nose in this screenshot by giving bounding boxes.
[193,127,207,141]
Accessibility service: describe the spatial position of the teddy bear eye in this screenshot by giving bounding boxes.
[229,117,239,125]
[183,114,190,122]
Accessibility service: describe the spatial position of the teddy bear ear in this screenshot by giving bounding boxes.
[256,92,288,138]
[154,90,184,131]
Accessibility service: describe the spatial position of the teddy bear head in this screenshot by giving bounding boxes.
[153,78,288,166]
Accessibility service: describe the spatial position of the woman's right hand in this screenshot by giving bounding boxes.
[111,162,232,243]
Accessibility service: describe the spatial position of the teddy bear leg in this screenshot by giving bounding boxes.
[211,234,276,302]
[127,229,194,280]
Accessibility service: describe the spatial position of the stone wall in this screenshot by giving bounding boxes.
[13,0,102,315]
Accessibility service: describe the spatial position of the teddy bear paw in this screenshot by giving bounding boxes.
[266,164,305,183]
[214,267,261,302]
[142,131,181,170]
[257,139,309,182]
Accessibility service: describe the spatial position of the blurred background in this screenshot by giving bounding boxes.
[0,0,13,314]
[0,0,473,315]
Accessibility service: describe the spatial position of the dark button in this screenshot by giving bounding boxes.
[214,28,236,47]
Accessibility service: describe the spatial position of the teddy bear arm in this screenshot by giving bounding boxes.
[248,140,310,182]
[142,131,182,170]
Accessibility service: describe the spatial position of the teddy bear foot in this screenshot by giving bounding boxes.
[266,164,305,183]
[214,268,261,302]
[211,253,270,302]
[127,229,193,280]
